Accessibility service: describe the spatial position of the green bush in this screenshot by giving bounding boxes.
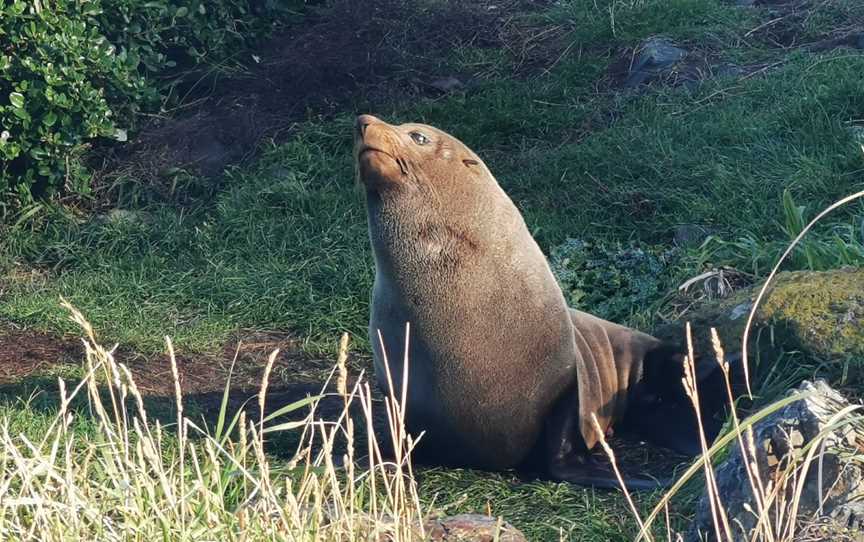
[0,0,299,218]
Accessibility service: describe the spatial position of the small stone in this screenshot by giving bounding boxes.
[429,76,465,93]
[729,301,752,321]
[714,63,744,78]
[94,209,150,226]
[624,38,687,87]
[673,224,715,247]
[424,514,527,542]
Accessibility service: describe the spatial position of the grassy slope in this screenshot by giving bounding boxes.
[2,1,862,355]
[2,0,864,539]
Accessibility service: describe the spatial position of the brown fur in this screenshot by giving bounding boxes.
[354,114,690,480]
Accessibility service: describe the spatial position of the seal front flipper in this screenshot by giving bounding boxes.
[547,454,672,491]
[542,383,670,491]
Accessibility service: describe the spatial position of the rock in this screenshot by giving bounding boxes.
[687,380,864,542]
[714,63,744,78]
[624,38,687,87]
[424,514,527,542]
[91,209,152,226]
[429,76,465,93]
[655,268,864,362]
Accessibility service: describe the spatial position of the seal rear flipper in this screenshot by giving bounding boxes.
[626,344,745,455]
[547,456,672,491]
[617,402,707,457]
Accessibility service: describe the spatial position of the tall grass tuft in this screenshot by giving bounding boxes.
[0,301,429,541]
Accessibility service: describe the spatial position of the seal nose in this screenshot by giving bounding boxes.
[355,114,380,139]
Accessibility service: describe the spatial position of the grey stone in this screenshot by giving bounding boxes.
[429,76,465,93]
[715,63,744,78]
[92,209,151,226]
[729,301,752,321]
[673,224,716,247]
[625,38,687,87]
[687,380,864,541]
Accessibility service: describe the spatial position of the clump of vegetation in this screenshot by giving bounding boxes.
[697,190,864,276]
[0,0,301,217]
[0,302,430,541]
[550,238,685,324]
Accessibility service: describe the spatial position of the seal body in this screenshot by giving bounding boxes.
[359,116,578,468]
[354,114,737,486]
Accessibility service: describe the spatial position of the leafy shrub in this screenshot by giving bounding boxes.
[0,0,299,218]
[549,238,683,324]
[0,1,152,213]
[697,190,864,275]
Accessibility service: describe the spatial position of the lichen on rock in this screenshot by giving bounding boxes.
[654,268,864,364]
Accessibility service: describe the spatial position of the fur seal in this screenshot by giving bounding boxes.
[354,114,737,489]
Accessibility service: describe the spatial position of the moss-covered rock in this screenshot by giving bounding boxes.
[654,268,864,362]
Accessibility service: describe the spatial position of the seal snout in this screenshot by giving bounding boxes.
[355,114,381,140]
[354,114,404,186]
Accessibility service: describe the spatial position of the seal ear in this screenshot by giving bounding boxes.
[463,159,479,167]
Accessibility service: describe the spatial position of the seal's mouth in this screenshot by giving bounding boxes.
[356,145,385,160]
[356,144,408,176]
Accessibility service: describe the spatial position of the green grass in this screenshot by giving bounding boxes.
[3,47,863,353]
[417,467,700,541]
[1,126,372,353]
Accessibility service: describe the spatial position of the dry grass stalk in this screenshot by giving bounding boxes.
[0,305,427,540]
[589,412,652,542]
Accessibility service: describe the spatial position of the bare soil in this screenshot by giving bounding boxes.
[90,0,562,206]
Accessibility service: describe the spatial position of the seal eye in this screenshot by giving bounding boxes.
[409,131,430,145]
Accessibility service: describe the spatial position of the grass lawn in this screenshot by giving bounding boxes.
[1,0,863,539]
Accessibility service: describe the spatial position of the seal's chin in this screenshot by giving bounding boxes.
[356,147,404,188]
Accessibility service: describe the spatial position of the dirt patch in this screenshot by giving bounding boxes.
[90,0,564,207]
[0,320,370,408]
[0,322,82,384]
